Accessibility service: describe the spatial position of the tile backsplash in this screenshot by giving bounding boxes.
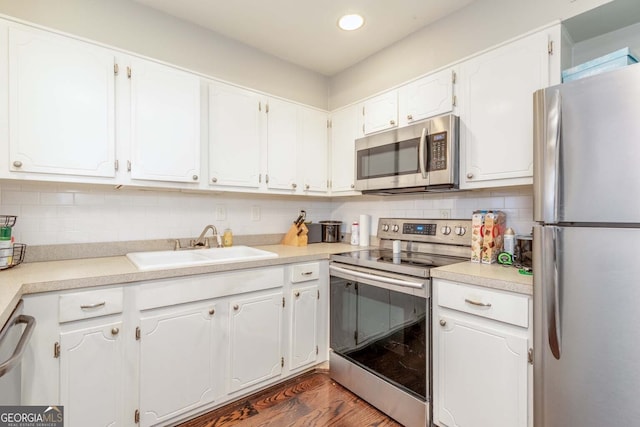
[0,182,534,246]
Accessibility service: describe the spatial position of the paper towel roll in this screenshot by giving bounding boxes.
[359,214,371,247]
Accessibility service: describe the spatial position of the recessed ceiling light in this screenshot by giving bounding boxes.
[338,14,364,31]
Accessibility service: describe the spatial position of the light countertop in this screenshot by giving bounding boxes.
[0,243,355,327]
[431,261,533,295]
[1,244,533,327]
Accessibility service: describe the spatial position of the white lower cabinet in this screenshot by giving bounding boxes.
[20,262,329,427]
[228,290,284,393]
[433,279,531,427]
[138,300,222,427]
[59,320,124,427]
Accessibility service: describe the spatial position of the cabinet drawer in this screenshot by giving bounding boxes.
[436,280,528,327]
[290,262,319,283]
[59,288,123,323]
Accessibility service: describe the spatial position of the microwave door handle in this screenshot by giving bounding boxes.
[419,127,428,179]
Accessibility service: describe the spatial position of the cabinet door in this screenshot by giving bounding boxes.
[266,98,298,190]
[129,58,200,183]
[400,68,455,126]
[138,302,219,426]
[59,321,123,427]
[458,30,551,188]
[228,291,283,393]
[363,90,398,135]
[208,82,262,188]
[435,313,528,427]
[290,285,318,371]
[8,25,116,178]
[330,105,359,193]
[299,107,328,193]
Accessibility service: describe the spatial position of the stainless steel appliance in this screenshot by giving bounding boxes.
[330,218,471,427]
[533,63,640,427]
[354,114,459,194]
[0,300,36,405]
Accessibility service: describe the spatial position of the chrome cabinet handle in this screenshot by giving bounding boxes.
[466,172,474,179]
[0,303,36,378]
[111,328,119,336]
[464,298,492,308]
[439,319,447,327]
[80,302,106,310]
[302,271,313,276]
[12,161,22,168]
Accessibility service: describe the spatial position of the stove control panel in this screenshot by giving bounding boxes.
[377,218,472,245]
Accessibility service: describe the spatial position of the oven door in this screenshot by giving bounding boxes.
[329,263,430,401]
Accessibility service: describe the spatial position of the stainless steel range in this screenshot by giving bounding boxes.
[329,218,471,427]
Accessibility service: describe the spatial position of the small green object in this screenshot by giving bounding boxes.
[0,227,11,240]
[519,268,533,276]
[497,252,513,265]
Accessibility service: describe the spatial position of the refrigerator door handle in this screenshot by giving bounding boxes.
[534,89,562,223]
[547,226,562,359]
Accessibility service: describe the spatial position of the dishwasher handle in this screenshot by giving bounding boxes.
[0,314,36,378]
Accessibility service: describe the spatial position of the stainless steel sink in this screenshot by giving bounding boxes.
[126,246,278,271]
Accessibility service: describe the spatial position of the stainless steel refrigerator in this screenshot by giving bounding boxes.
[533,62,640,427]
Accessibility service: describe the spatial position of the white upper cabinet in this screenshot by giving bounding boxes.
[399,67,456,127]
[458,28,559,189]
[362,90,398,135]
[298,106,328,193]
[208,81,262,188]
[329,105,360,194]
[265,98,299,191]
[8,24,116,178]
[128,57,201,183]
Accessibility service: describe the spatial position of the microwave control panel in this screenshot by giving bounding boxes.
[430,131,448,171]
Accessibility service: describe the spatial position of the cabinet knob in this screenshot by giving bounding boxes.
[350,184,355,189]
[305,184,310,190]
[211,177,218,183]
[407,114,413,120]
[294,291,300,297]
[111,327,119,336]
[192,175,198,181]
[292,183,297,189]
[439,319,447,327]
[12,160,22,168]
[389,119,396,125]
[209,308,215,315]
[466,173,474,179]
[233,304,239,311]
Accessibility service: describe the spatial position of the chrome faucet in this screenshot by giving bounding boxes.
[192,224,223,248]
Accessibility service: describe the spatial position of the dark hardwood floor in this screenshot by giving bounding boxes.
[178,370,403,427]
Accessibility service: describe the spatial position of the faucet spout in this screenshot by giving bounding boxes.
[195,225,222,248]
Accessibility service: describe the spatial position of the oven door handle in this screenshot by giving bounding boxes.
[330,265,424,289]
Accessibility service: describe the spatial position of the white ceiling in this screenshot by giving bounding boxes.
[132,0,476,76]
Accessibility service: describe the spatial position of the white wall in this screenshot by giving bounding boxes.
[328,0,612,109]
[0,0,329,109]
[0,182,534,246]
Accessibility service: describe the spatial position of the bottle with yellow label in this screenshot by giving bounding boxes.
[223,228,233,247]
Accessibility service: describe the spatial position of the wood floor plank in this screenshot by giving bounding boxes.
[178,371,403,427]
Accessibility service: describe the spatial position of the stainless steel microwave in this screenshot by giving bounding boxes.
[354,114,459,194]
